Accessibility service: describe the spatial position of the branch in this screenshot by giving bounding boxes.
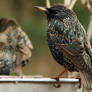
[81,0,92,15]
[64,0,71,7]
[64,0,77,10]
[46,0,51,8]
[69,0,77,9]
[81,0,92,40]
[88,16,92,40]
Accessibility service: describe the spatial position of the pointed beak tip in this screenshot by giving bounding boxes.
[34,6,47,12]
[34,6,39,9]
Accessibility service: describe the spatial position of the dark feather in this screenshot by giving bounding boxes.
[45,5,92,89]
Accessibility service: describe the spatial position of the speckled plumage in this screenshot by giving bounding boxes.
[45,5,92,89]
[46,5,79,71]
[46,5,92,70]
[0,18,33,75]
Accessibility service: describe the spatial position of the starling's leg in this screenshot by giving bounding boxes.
[51,67,68,88]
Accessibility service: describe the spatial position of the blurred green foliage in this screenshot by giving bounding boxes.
[0,0,90,76]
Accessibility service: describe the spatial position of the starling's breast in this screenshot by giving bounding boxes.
[46,17,86,72]
[47,28,77,71]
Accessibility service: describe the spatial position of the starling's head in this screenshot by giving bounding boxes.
[0,18,19,32]
[35,4,75,21]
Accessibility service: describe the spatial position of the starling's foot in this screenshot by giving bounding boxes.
[77,78,81,88]
[51,67,68,88]
[51,76,61,88]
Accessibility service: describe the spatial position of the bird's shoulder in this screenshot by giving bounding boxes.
[48,16,86,45]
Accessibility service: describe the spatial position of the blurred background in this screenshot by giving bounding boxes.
[0,0,90,77]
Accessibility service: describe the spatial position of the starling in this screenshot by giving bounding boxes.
[0,18,33,75]
[35,4,92,89]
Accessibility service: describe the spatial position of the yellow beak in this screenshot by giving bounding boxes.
[34,6,47,12]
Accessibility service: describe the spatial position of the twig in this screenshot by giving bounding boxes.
[88,16,92,40]
[64,0,71,7]
[46,0,51,8]
[68,0,77,9]
[64,0,77,9]
[81,0,92,40]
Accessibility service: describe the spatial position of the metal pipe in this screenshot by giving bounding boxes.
[0,76,79,83]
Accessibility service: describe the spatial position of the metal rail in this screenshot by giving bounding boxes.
[0,76,82,92]
[0,76,79,83]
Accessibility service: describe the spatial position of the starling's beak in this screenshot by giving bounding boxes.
[34,6,47,12]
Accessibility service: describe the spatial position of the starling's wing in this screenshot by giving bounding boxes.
[16,27,33,65]
[55,38,84,56]
[49,17,92,70]
[84,35,92,64]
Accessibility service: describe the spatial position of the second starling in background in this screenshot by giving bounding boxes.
[35,4,92,89]
[0,18,33,75]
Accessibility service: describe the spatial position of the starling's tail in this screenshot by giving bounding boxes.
[80,71,92,91]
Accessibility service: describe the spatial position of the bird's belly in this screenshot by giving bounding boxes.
[47,38,77,71]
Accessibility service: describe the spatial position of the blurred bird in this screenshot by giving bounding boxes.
[35,4,92,89]
[0,18,33,75]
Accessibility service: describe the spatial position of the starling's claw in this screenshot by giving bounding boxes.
[51,68,68,88]
[54,83,61,88]
[51,76,61,88]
